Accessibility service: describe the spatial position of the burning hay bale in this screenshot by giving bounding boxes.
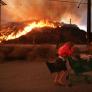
[0,21,88,44]
[0,20,56,43]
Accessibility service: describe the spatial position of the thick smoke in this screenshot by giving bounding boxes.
[1,0,91,30]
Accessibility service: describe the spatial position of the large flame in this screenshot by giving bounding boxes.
[0,20,56,43]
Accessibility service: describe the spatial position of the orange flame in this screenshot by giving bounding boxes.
[0,20,55,43]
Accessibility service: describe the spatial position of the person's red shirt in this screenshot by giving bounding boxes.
[58,43,74,57]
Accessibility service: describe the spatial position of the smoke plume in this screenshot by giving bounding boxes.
[1,0,91,31]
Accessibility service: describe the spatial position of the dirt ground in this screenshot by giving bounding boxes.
[0,59,92,92]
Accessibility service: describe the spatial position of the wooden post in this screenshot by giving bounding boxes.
[0,3,1,31]
[87,0,91,43]
[70,18,71,24]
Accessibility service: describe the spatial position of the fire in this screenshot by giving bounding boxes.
[0,20,55,42]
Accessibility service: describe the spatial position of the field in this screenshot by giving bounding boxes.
[0,44,92,92]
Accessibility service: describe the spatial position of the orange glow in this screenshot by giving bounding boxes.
[61,17,71,24]
[60,14,86,31]
[0,20,55,42]
[60,14,80,24]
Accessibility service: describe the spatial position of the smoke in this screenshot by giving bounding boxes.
[1,0,91,30]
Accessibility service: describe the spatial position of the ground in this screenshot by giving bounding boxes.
[0,59,92,92]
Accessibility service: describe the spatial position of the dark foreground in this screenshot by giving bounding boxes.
[0,60,92,92]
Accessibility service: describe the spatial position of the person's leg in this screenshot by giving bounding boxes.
[57,71,69,86]
[62,71,69,85]
[57,71,65,85]
[54,72,63,84]
[53,72,59,84]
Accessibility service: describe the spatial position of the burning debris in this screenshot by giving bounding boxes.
[0,20,89,44]
[0,20,57,43]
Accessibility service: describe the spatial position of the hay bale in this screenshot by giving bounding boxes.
[34,45,56,58]
[27,50,37,61]
[7,47,29,60]
[27,45,56,61]
[0,46,14,55]
[0,52,5,61]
